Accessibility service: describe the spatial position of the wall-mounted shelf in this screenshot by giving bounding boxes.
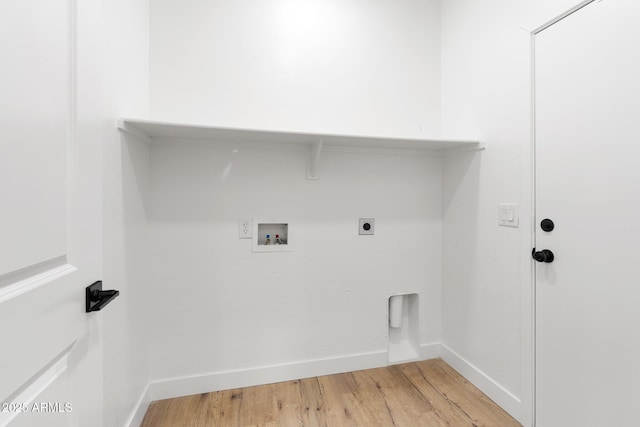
[117,118,484,179]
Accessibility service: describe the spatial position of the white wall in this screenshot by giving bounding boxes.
[140,0,536,421]
[110,0,585,424]
[440,2,593,424]
[440,0,530,421]
[144,0,447,395]
[147,143,443,384]
[101,0,150,426]
[149,0,442,138]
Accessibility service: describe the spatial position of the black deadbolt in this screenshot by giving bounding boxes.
[363,223,371,231]
[541,218,555,232]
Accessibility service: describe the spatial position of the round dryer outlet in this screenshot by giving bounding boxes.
[359,218,375,235]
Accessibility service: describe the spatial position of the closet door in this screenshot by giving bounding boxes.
[0,1,104,426]
[535,0,640,426]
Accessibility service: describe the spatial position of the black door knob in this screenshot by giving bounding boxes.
[532,248,554,263]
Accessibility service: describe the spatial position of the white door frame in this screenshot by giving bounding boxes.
[522,1,597,426]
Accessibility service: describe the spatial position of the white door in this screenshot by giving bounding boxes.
[535,0,640,426]
[1,1,105,426]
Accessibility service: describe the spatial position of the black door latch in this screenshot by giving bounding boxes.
[86,281,120,312]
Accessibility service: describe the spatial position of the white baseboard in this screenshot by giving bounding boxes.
[148,350,386,402]
[439,344,522,423]
[147,343,441,403]
[419,342,441,360]
[125,343,521,426]
[124,384,151,427]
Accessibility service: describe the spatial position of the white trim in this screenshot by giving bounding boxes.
[440,345,522,424]
[150,137,451,158]
[124,384,152,427]
[418,343,441,360]
[148,350,389,402]
[144,344,442,403]
[0,347,71,427]
[440,142,486,156]
[0,256,68,290]
[531,1,596,34]
[523,3,599,426]
[123,343,523,425]
[321,145,444,157]
[0,263,76,304]
[66,0,79,268]
[117,117,481,152]
[521,0,595,34]
[518,28,537,427]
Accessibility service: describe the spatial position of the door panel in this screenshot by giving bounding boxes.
[0,0,102,425]
[2,350,73,427]
[535,1,640,426]
[0,0,68,276]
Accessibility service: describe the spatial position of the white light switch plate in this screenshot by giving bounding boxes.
[498,204,519,227]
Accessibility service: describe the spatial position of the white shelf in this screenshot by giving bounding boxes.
[117,118,484,179]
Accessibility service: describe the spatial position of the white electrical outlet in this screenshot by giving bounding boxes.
[239,219,253,239]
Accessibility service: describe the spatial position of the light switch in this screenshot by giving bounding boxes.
[498,203,519,227]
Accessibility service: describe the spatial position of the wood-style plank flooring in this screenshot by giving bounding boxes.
[141,359,521,427]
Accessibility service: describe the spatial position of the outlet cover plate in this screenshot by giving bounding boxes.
[239,219,253,239]
[359,218,375,235]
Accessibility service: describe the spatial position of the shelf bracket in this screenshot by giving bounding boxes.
[307,140,323,180]
[117,118,151,144]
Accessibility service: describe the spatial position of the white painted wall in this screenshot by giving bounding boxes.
[101,0,600,423]
[101,0,150,426]
[440,2,592,424]
[141,0,534,421]
[149,0,442,138]
[440,0,530,421]
[147,143,443,383]
[144,0,447,396]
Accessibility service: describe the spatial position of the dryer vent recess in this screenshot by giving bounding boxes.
[359,218,375,235]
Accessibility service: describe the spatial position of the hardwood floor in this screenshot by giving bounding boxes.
[141,359,521,427]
